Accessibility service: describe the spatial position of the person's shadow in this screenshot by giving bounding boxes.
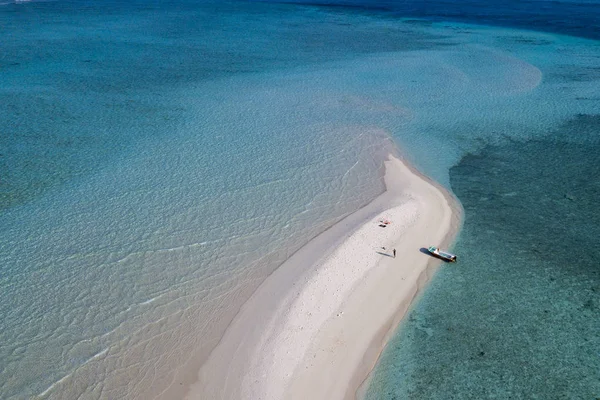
[376,251,394,257]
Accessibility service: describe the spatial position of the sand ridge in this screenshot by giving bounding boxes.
[184,155,460,400]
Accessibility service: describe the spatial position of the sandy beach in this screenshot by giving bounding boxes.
[184,154,461,400]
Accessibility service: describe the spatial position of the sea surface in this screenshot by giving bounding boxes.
[1,0,599,399]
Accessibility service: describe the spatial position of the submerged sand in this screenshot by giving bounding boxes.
[184,155,461,400]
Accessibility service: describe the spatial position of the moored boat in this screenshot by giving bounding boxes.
[427,246,457,262]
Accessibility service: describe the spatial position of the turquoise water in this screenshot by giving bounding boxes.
[1,0,600,398]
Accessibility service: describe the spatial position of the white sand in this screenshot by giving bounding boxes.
[184,155,460,400]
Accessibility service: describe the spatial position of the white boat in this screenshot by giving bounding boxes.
[427,246,457,262]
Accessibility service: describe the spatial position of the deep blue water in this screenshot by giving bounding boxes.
[272,0,600,40]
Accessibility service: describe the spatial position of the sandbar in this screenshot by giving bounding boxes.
[183,154,461,400]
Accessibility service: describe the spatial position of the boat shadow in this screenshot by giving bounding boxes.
[419,247,453,263]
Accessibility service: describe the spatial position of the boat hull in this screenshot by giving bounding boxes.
[427,246,457,262]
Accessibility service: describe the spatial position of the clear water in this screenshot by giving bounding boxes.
[1,0,599,398]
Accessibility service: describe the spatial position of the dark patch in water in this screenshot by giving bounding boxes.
[549,67,600,83]
[272,0,600,40]
[403,19,433,26]
[553,114,600,144]
[497,35,554,46]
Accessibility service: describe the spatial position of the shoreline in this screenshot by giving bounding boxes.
[183,154,461,400]
[352,159,462,400]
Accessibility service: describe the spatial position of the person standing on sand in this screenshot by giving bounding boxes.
[393,249,396,258]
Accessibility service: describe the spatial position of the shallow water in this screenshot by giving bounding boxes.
[1,0,599,398]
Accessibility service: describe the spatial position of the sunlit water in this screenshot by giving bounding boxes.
[1,0,599,398]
